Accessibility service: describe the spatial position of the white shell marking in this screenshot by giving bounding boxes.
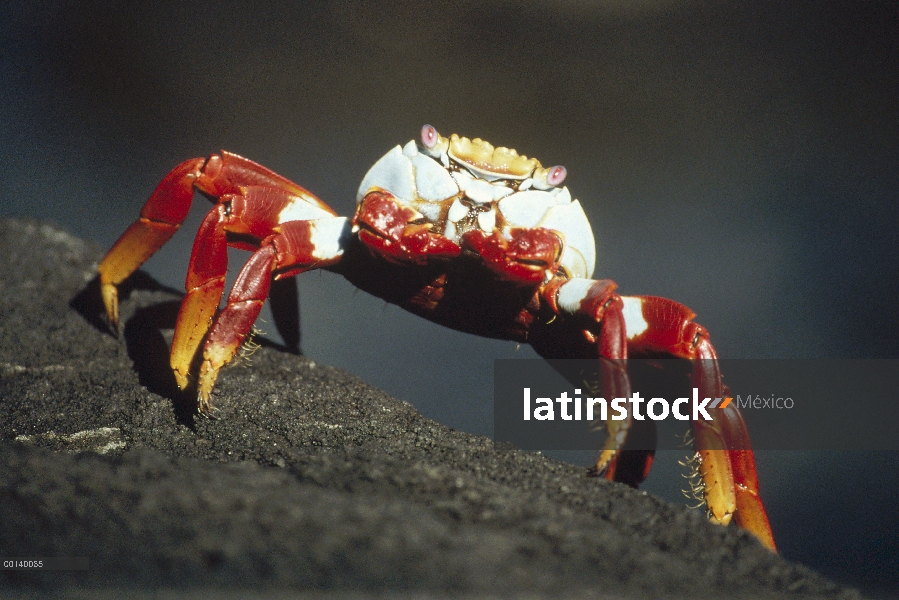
[498,191,556,228]
[308,217,351,260]
[621,296,649,339]
[359,143,460,218]
[411,152,458,202]
[356,145,415,206]
[536,199,595,278]
[477,209,497,232]
[452,171,501,204]
[402,139,418,158]
[416,202,442,222]
[278,197,340,224]
[447,198,468,223]
[556,279,597,315]
[443,221,458,242]
[552,186,572,205]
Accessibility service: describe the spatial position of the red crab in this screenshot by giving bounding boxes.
[98,125,776,551]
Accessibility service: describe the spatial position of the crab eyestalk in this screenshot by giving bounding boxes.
[532,165,567,190]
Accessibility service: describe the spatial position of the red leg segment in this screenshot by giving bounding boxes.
[551,283,656,488]
[544,282,775,551]
[193,152,336,217]
[196,244,275,413]
[591,297,656,487]
[623,294,776,551]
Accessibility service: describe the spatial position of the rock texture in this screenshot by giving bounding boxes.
[0,218,860,599]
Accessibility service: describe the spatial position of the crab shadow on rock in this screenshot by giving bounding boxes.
[69,271,302,428]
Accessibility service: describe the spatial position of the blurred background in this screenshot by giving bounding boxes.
[2,0,897,596]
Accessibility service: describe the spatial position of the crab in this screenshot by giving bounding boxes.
[98,125,776,551]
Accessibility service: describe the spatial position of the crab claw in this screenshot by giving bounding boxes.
[354,189,460,263]
[461,228,563,286]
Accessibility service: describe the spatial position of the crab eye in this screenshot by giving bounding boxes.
[547,165,567,186]
[421,124,439,149]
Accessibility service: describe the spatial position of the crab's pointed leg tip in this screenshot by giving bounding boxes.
[104,317,119,337]
[197,395,220,420]
[99,282,121,334]
[173,370,190,391]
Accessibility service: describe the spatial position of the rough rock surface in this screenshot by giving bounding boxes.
[0,218,861,599]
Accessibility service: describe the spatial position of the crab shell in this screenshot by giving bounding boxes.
[355,131,596,280]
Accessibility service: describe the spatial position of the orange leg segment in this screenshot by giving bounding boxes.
[687,332,739,526]
[714,397,777,551]
[169,204,229,389]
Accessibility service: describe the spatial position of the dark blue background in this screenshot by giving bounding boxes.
[2,1,897,596]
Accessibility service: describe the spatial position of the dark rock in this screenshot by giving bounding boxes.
[0,218,860,599]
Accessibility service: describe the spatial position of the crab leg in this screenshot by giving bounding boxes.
[169,204,229,389]
[621,294,776,551]
[99,152,347,411]
[590,295,653,486]
[171,181,343,395]
[195,244,274,412]
[98,151,337,329]
[543,281,775,550]
[98,158,206,328]
[461,230,655,486]
[192,216,348,413]
[545,279,656,487]
[691,335,775,551]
